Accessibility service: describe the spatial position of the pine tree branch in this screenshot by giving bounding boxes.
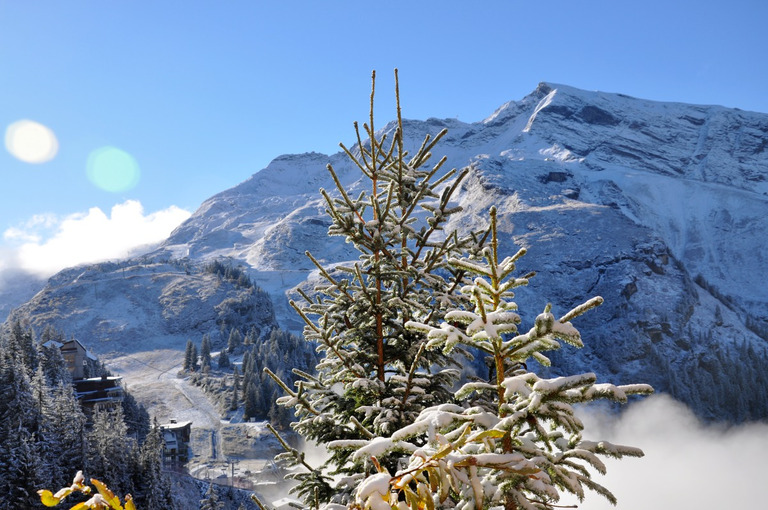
[288,301,365,379]
[305,250,356,303]
[266,423,318,473]
[322,168,368,227]
[558,296,604,324]
[397,342,427,416]
[263,367,319,416]
[339,137,373,179]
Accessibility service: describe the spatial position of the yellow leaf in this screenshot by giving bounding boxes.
[403,486,420,509]
[417,482,434,510]
[470,429,506,441]
[432,444,453,461]
[91,479,123,510]
[125,494,136,510]
[38,489,61,507]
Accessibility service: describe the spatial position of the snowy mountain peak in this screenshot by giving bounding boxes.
[8,82,768,422]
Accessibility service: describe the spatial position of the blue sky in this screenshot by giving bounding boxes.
[1,0,767,278]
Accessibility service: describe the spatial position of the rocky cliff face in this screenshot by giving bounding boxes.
[10,83,768,421]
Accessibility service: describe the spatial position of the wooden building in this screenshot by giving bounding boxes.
[42,338,98,380]
[160,419,192,468]
[73,375,124,412]
[43,339,123,413]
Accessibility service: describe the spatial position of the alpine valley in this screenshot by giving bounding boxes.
[5,82,768,427]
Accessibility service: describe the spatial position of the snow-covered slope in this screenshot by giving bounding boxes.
[9,83,768,422]
[9,259,278,355]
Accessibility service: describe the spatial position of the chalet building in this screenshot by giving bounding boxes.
[43,338,98,380]
[73,375,124,412]
[44,338,124,412]
[60,339,95,379]
[160,419,192,469]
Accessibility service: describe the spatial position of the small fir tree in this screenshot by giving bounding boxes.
[244,381,260,422]
[201,334,213,373]
[230,365,241,411]
[228,328,243,353]
[200,482,225,510]
[183,339,196,372]
[265,71,653,510]
[135,419,173,509]
[219,349,232,369]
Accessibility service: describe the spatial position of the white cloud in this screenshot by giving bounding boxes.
[1,200,191,279]
[566,394,768,510]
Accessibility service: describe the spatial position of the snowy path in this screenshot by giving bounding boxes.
[104,343,278,477]
[105,348,223,430]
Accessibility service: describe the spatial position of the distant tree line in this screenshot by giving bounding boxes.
[203,260,255,289]
[0,321,172,509]
[181,326,317,429]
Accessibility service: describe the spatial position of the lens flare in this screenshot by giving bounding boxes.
[4,119,59,163]
[86,146,140,192]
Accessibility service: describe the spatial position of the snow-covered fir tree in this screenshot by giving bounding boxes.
[347,208,654,509]
[201,334,213,373]
[264,71,653,510]
[136,419,173,509]
[200,482,225,510]
[228,328,243,353]
[87,406,135,499]
[264,70,488,506]
[184,339,197,372]
[219,348,232,369]
[0,348,41,508]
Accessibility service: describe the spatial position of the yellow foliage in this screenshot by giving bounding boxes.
[37,472,136,510]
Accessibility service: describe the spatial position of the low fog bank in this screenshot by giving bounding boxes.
[570,394,768,509]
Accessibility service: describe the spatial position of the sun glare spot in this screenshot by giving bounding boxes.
[4,119,59,163]
[86,146,141,192]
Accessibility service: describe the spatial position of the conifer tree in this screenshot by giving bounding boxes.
[200,482,225,510]
[228,328,243,353]
[38,340,72,387]
[266,71,653,510]
[266,69,488,506]
[244,381,259,422]
[8,319,38,375]
[192,343,199,372]
[0,349,43,508]
[219,348,232,369]
[183,339,196,372]
[122,390,151,442]
[347,208,654,509]
[201,334,213,373]
[230,366,241,411]
[43,383,87,489]
[87,406,135,498]
[31,365,55,488]
[135,419,173,509]
[245,327,258,347]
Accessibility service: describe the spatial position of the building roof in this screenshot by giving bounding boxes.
[43,338,99,360]
[160,420,193,430]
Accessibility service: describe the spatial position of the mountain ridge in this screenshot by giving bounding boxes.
[6,82,768,422]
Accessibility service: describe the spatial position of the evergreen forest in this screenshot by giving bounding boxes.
[0,322,173,509]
